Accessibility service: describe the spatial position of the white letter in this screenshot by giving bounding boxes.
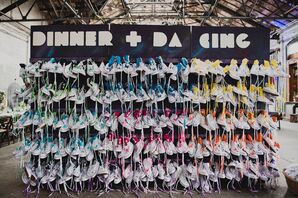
[236,33,250,48]
[54,31,69,46]
[220,33,234,48]
[69,31,84,46]
[32,31,46,46]
[98,31,113,46]
[85,31,96,46]
[199,33,209,48]
[153,32,167,47]
[211,33,219,48]
[47,32,53,46]
[169,33,182,47]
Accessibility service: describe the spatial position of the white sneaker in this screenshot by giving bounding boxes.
[227,59,240,80]
[238,58,250,77]
[206,112,218,131]
[190,58,208,75]
[199,162,211,176]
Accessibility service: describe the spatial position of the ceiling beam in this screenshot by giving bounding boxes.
[1,15,297,23]
[0,0,28,17]
[216,2,269,29]
[63,0,87,24]
[200,0,219,26]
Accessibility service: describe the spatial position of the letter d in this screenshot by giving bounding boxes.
[153,32,167,47]
[32,31,46,46]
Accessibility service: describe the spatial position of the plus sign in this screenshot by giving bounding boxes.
[126,31,141,47]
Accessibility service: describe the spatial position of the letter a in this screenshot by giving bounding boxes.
[169,33,182,47]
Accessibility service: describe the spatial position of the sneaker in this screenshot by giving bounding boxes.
[167,86,179,103]
[188,138,196,157]
[199,162,211,176]
[263,81,279,96]
[217,112,227,127]
[190,58,208,75]
[257,87,273,104]
[180,58,190,82]
[224,85,236,105]
[195,137,203,159]
[164,134,177,155]
[238,111,250,130]
[263,60,275,77]
[52,89,67,102]
[213,136,223,156]
[133,138,144,162]
[263,133,280,153]
[147,58,158,75]
[231,139,240,156]
[72,60,86,75]
[257,111,271,129]
[49,62,64,73]
[87,58,100,75]
[250,60,265,76]
[221,135,230,158]
[177,137,188,154]
[136,85,150,102]
[63,62,77,78]
[227,59,240,80]
[199,111,210,131]
[156,56,168,78]
[247,112,260,130]
[271,59,290,78]
[156,136,166,154]
[206,111,218,131]
[248,84,257,102]
[167,63,178,78]
[238,58,250,77]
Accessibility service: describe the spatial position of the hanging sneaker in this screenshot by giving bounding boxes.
[226,59,240,80]
[213,136,223,156]
[63,62,77,79]
[199,162,211,176]
[263,60,275,77]
[231,138,240,156]
[199,111,210,131]
[263,81,279,96]
[136,85,150,102]
[247,112,260,130]
[217,112,227,128]
[248,84,257,103]
[206,111,218,131]
[257,111,271,129]
[167,86,179,103]
[250,60,265,76]
[257,87,273,104]
[221,135,230,158]
[147,58,158,75]
[190,58,208,75]
[195,137,203,159]
[167,62,178,76]
[263,133,280,153]
[271,59,290,78]
[238,58,250,77]
[72,60,86,75]
[238,110,250,130]
[177,136,188,154]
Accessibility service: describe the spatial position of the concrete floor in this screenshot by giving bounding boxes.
[0,121,298,198]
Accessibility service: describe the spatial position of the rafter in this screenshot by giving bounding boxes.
[0,0,28,17]
[216,2,269,29]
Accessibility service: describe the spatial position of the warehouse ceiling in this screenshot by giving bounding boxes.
[1,0,298,32]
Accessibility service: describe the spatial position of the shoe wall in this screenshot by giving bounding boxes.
[14,56,285,196]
